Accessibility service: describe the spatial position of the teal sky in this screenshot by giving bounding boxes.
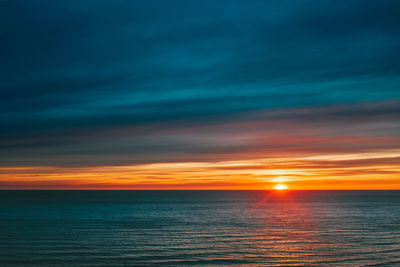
[0,0,399,168]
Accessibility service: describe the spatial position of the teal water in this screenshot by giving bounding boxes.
[0,190,399,266]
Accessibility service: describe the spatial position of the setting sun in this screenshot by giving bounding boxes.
[274,184,288,190]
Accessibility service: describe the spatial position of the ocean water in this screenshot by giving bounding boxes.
[0,190,399,266]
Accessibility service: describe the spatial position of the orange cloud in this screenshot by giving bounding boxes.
[1,149,399,190]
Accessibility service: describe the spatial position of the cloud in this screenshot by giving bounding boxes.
[0,0,399,170]
[0,100,399,167]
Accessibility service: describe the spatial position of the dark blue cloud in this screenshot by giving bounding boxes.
[1,0,399,166]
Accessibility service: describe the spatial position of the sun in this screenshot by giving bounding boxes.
[273,184,288,190]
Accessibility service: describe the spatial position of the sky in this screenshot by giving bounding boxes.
[1,0,399,189]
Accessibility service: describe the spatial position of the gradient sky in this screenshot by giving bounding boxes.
[1,0,399,189]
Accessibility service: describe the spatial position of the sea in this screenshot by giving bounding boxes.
[0,190,399,266]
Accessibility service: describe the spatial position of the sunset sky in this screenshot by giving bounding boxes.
[1,0,399,189]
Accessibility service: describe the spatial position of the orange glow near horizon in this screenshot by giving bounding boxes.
[274,184,288,190]
[0,149,399,190]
